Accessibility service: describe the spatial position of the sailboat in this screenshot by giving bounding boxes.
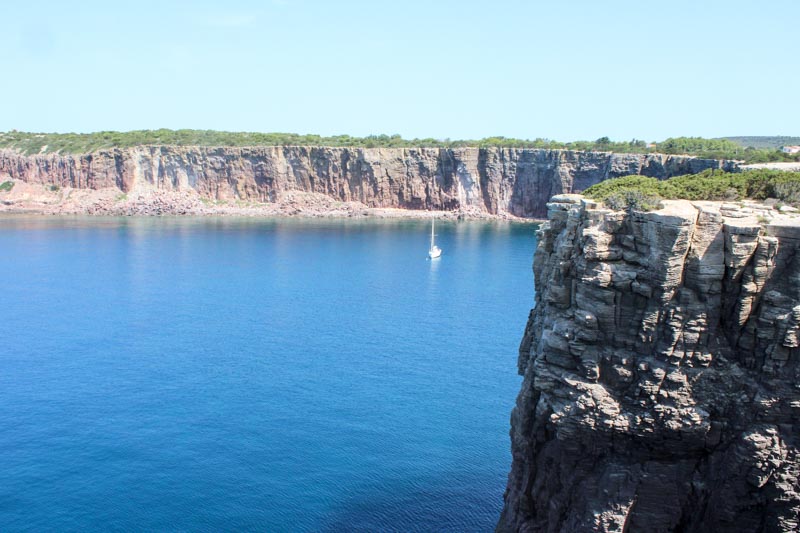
[428,217,442,259]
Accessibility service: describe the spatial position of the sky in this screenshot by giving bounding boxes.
[1,0,798,141]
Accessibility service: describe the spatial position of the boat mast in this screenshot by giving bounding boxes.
[430,217,435,249]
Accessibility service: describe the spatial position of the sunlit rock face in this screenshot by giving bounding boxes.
[498,196,800,532]
[0,147,736,217]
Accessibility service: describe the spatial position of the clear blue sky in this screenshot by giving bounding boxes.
[2,0,798,141]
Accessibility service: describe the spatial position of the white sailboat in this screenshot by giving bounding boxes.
[428,217,442,259]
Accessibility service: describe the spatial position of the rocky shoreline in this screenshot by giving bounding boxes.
[0,179,531,221]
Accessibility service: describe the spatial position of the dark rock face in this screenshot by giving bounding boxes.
[0,147,737,217]
[498,196,800,531]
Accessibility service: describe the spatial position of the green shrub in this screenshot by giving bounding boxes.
[0,180,13,192]
[584,169,800,208]
[605,190,663,211]
[769,180,800,205]
[1,130,797,163]
[583,175,663,199]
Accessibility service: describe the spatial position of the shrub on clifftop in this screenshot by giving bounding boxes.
[604,189,664,212]
[583,176,666,211]
[584,169,800,209]
[1,130,798,163]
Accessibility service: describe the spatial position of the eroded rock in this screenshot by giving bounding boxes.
[499,198,800,532]
[0,147,737,218]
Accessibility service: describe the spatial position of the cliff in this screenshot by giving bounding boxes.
[498,196,800,531]
[0,147,737,218]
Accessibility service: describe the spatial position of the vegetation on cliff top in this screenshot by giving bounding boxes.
[0,130,798,163]
[0,130,651,154]
[584,169,800,210]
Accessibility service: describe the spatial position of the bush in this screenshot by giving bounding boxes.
[605,190,663,211]
[768,180,800,205]
[1,130,796,163]
[583,175,663,199]
[0,180,13,192]
[584,169,800,208]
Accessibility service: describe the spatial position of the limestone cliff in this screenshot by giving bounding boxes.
[498,196,800,531]
[0,147,736,218]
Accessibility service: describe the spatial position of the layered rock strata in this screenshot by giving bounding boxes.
[499,196,800,531]
[0,147,736,217]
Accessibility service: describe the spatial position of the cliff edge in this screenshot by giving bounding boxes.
[0,147,736,218]
[498,196,800,531]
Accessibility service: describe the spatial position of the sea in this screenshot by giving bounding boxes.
[0,215,538,532]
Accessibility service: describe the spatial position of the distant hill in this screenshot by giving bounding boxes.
[720,136,800,149]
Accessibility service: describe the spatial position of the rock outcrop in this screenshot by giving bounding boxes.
[0,147,737,218]
[498,196,800,531]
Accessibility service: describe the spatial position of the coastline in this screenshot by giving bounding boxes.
[0,146,738,220]
[0,180,539,222]
[740,161,800,172]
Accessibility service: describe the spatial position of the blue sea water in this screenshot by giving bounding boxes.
[0,216,537,532]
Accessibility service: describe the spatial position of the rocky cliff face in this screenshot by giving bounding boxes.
[0,147,737,217]
[498,196,800,531]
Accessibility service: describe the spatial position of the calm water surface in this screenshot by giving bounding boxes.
[0,215,537,532]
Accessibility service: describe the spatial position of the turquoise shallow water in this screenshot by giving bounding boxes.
[0,215,537,532]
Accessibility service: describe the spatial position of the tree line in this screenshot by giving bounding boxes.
[0,130,798,163]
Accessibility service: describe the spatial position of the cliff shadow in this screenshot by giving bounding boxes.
[316,469,504,533]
